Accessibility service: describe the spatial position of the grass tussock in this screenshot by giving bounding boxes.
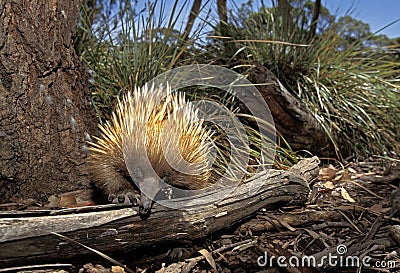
[76,0,399,163]
[206,1,400,158]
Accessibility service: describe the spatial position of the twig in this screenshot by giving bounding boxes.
[337,210,363,234]
[185,238,256,263]
[347,180,384,199]
[51,232,135,273]
[0,264,72,272]
[361,214,384,243]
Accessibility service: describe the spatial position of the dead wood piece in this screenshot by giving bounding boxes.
[0,208,137,242]
[361,214,384,243]
[289,156,320,183]
[246,65,334,156]
[0,158,318,267]
[358,173,400,183]
[238,210,342,234]
[0,263,73,272]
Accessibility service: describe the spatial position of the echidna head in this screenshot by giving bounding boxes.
[124,160,163,217]
[137,176,163,216]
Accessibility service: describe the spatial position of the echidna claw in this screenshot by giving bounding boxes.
[108,194,118,204]
[108,191,140,206]
[126,191,140,206]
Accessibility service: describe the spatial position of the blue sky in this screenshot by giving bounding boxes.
[324,0,400,38]
[232,0,400,38]
[136,0,400,38]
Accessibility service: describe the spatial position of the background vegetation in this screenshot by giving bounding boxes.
[75,0,400,163]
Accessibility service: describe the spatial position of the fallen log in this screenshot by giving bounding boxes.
[246,65,335,156]
[0,157,319,267]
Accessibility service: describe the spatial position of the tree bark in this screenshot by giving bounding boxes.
[216,0,228,39]
[0,0,97,203]
[276,0,294,36]
[217,0,227,25]
[182,0,202,40]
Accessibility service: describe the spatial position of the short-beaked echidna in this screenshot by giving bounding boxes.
[87,84,213,215]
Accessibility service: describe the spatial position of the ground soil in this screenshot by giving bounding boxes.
[2,158,399,273]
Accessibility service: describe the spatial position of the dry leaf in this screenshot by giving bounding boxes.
[341,187,356,203]
[348,167,357,173]
[276,218,296,232]
[198,249,217,271]
[318,164,338,181]
[334,168,350,181]
[323,181,335,190]
[81,263,110,273]
[111,266,126,273]
[341,168,351,180]
[368,203,383,214]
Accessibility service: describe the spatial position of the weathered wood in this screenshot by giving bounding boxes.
[246,65,335,156]
[0,157,318,267]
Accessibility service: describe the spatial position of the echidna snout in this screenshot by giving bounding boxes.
[136,176,163,217]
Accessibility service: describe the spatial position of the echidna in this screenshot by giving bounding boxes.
[87,83,213,215]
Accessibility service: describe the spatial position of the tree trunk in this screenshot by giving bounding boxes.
[216,0,228,37]
[276,0,294,36]
[0,0,97,203]
[217,0,227,25]
[309,0,321,39]
[182,0,202,40]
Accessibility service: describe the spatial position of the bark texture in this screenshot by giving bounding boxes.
[0,157,318,267]
[182,0,202,40]
[0,0,97,202]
